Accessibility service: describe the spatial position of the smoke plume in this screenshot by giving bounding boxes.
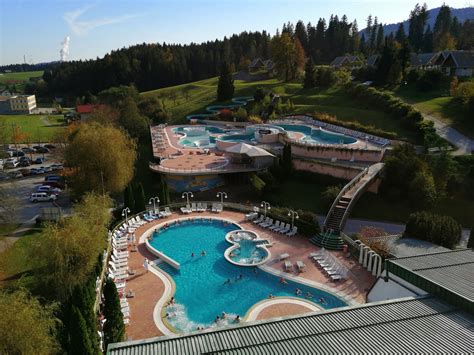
[60,36,70,61]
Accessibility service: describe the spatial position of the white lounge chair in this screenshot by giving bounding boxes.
[284,260,293,272]
[269,221,281,231]
[261,218,273,228]
[296,260,306,272]
[245,212,258,221]
[279,253,290,260]
[191,203,197,212]
[259,217,271,227]
[180,204,192,214]
[196,203,203,212]
[286,226,298,237]
[279,223,291,234]
[216,204,223,213]
[202,203,208,212]
[253,215,264,224]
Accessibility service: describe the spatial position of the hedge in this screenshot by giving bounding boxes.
[404,211,462,249]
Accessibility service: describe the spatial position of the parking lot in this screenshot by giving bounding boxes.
[0,144,72,223]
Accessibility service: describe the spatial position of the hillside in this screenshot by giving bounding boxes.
[141,77,420,142]
[362,6,474,36]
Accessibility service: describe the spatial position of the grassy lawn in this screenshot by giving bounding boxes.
[143,77,419,142]
[0,114,65,142]
[0,228,41,284]
[0,71,43,93]
[394,86,474,139]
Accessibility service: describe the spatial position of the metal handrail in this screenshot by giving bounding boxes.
[323,167,369,228]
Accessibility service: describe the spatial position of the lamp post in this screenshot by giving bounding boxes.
[182,191,193,205]
[261,201,271,218]
[216,191,227,205]
[148,197,160,214]
[288,209,299,229]
[122,207,131,223]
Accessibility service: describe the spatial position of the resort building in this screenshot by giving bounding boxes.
[0,93,36,114]
[75,104,108,120]
[107,244,473,354]
[330,55,362,69]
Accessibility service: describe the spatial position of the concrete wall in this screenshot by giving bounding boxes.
[293,159,381,193]
[367,273,428,303]
[290,142,384,163]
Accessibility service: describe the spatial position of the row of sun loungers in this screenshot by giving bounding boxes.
[180,202,224,214]
[248,214,298,237]
[108,228,134,322]
[106,206,178,324]
[151,127,167,152]
[309,249,348,281]
[282,258,306,273]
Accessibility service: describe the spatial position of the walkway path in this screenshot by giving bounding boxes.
[423,112,474,155]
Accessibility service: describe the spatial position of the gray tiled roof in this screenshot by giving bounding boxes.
[448,50,474,68]
[389,249,474,302]
[107,297,474,354]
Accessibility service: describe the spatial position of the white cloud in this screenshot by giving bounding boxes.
[64,4,141,35]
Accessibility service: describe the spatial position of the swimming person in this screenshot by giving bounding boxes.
[201,250,206,256]
[234,315,240,323]
[319,297,327,305]
[221,312,227,319]
[215,315,220,323]
[279,277,288,285]
[268,294,275,299]
[306,292,313,299]
[295,288,302,296]
[223,278,231,285]
[191,252,195,258]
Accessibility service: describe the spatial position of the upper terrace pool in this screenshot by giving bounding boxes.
[173,123,357,148]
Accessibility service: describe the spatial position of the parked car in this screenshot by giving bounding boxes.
[50,163,64,171]
[4,158,19,169]
[33,146,49,153]
[30,167,45,175]
[18,159,31,167]
[11,150,25,157]
[44,144,56,149]
[42,180,65,189]
[8,171,23,179]
[41,166,53,173]
[44,175,63,182]
[33,157,45,164]
[19,168,32,176]
[36,185,61,194]
[29,192,57,203]
[21,147,36,153]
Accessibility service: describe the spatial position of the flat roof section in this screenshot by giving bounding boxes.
[388,249,474,307]
[107,297,473,354]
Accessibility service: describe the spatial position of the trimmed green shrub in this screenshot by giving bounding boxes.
[404,211,462,249]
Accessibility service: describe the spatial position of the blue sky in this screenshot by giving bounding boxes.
[0,0,469,65]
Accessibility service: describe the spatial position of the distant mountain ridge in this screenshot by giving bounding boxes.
[361,6,474,36]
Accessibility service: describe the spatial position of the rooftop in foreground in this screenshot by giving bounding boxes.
[107,296,473,354]
[387,249,474,312]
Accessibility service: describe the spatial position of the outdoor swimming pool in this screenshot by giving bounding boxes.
[275,124,357,145]
[149,219,347,332]
[173,123,357,148]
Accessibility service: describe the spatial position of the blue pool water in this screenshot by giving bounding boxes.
[149,219,347,332]
[229,237,268,265]
[276,124,357,144]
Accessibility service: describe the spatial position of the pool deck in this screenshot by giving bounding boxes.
[150,124,381,175]
[120,210,375,341]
